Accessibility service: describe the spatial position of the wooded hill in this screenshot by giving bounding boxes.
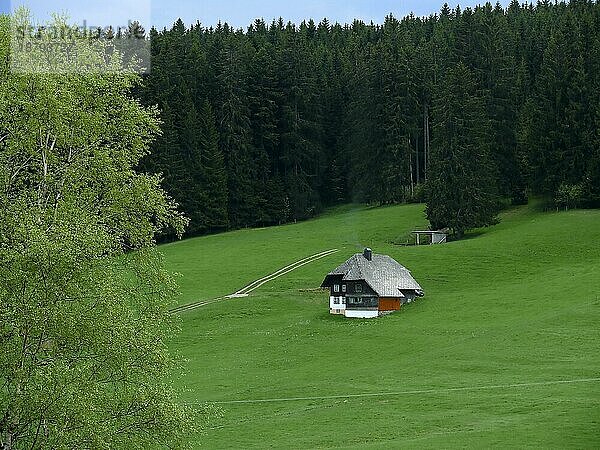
[137,0,600,237]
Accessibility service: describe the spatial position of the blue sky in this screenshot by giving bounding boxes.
[7,0,510,30]
[0,0,10,15]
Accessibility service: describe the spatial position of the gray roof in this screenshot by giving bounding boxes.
[324,253,423,297]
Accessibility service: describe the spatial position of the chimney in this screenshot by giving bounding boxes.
[363,248,372,261]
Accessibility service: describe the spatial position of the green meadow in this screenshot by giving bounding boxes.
[161,203,600,448]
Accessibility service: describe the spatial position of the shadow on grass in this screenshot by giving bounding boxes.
[317,312,345,323]
[458,230,487,241]
[315,311,402,327]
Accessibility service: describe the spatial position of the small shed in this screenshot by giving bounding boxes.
[412,230,448,245]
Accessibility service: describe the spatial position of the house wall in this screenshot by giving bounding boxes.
[329,295,346,314]
[326,277,378,316]
[345,296,378,308]
[379,298,401,311]
[346,280,376,296]
[326,274,421,316]
[325,275,345,296]
[345,309,379,319]
[323,276,376,297]
[328,280,376,297]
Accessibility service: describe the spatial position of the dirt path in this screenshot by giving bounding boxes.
[169,249,339,314]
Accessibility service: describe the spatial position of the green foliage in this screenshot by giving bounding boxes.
[425,62,500,237]
[407,182,426,204]
[555,182,584,210]
[140,2,600,239]
[197,101,229,232]
[520,12,591,198]
[0,14,191,449]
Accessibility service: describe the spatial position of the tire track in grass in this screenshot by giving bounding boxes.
[169,249,339,314]
[198,377,600,405]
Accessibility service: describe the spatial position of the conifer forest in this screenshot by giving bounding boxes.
[138,0,600,237]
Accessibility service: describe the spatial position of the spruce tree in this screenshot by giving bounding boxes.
[215,37,256,228]
[522,14,589,199]
[425,62,499,237]
[198,100,229,232]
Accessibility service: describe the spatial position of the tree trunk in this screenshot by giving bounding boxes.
[416,132,420,185]
[408,137,414,197]
[424,105,430,181]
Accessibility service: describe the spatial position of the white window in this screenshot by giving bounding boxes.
[342,284,347,292]
[334,284,340,293]
[356,283,362,293]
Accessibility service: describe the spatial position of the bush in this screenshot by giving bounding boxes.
[554,183,584,210]
[408,183,426,204]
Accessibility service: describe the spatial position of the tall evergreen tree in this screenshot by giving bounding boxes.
[425,62,499,237]
[521,14,589,198]
[197,101,229,232]
[215,36,256,228]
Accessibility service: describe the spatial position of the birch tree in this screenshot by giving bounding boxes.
[0,12,191,449]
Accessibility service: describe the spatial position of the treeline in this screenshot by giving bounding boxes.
[138,0,600,238]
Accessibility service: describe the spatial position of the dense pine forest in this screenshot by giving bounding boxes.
[138,0,600,238]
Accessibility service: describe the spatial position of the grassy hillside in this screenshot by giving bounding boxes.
[160,204,428,305]
[162,204,600,448]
